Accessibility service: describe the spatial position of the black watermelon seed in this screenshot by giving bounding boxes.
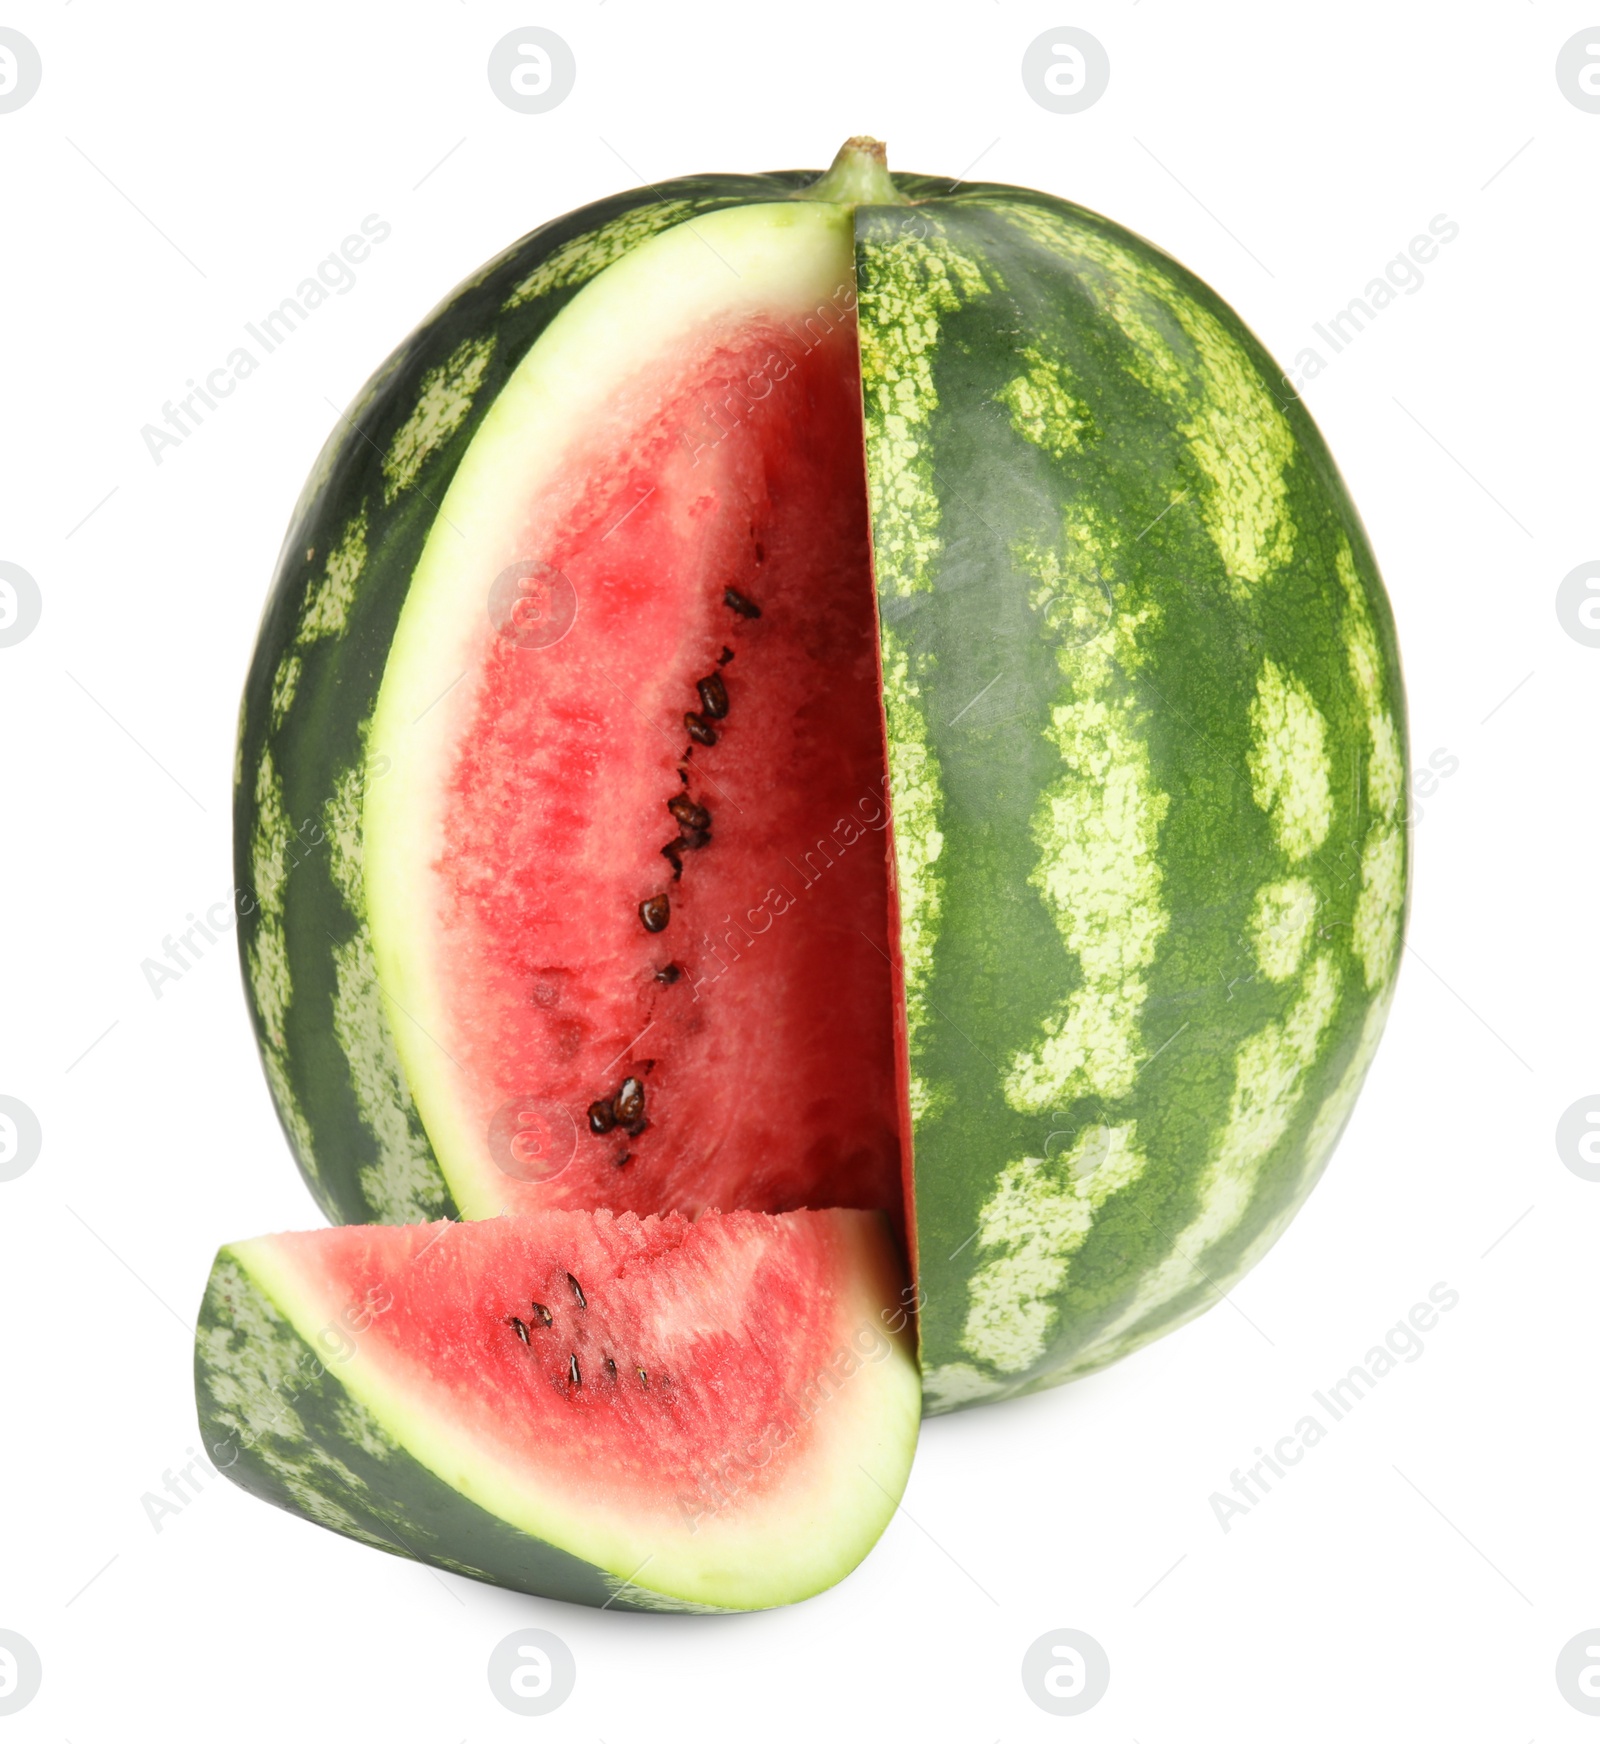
[605,1356,618,1379]
[614,1150,631,1168]
[697,673,729,719]
[717,646,735,664]
[587,1099,617,1136]
[566,1272,587,1309]
[614,1078,645,1127]
[655,964,681,985]
[640,893,670,932]
[678,824,710,852]
[667,794,711,833]
[637,1368,648,1386]
[661,840,685,879]
[724,586,761,618]
[530,1301,553,1327]
[569,1353,581,1388]
[506,1316,529,1344]
[684,711,718,747]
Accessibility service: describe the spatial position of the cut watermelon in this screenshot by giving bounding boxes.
[363,198,907,1231]
[196,1207,919,1612]
[234,131,1407,1490]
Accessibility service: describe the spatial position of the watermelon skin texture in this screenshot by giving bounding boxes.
[234,173,816,1228]
[853,186,1407,1411]
[236,161,1407,1415]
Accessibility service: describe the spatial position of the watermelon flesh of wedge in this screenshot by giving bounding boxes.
[196,1207,919,1613]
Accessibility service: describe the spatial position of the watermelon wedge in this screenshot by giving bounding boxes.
[196,1207,919,1612]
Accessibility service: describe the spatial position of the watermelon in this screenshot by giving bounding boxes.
[195,1207,919,1611]
[232,137,1407,1433]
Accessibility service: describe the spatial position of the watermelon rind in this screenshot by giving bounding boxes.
[851,185,1406,1410]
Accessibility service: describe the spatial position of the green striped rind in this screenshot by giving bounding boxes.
[854,185,1408,1413]
[234,173,822,1225]
[193,1251,713,1609]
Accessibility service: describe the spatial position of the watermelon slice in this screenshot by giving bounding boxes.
[196,1207,919,1612]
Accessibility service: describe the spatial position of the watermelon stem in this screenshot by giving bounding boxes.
[802,137,909,207]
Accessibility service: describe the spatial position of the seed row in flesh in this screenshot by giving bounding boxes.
[635,594,751,939]
[502,1284,657,1392]
[643,711,716,901]
[604,588,761,1163]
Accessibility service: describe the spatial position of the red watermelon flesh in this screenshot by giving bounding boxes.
[425,310,906,1225]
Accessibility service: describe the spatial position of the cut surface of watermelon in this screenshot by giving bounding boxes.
[365,199,905,1230]
[196,1206,918,1611]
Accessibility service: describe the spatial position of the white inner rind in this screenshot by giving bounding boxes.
[364,201,858,1219]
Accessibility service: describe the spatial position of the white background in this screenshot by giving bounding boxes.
[2,2,1595,1737]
